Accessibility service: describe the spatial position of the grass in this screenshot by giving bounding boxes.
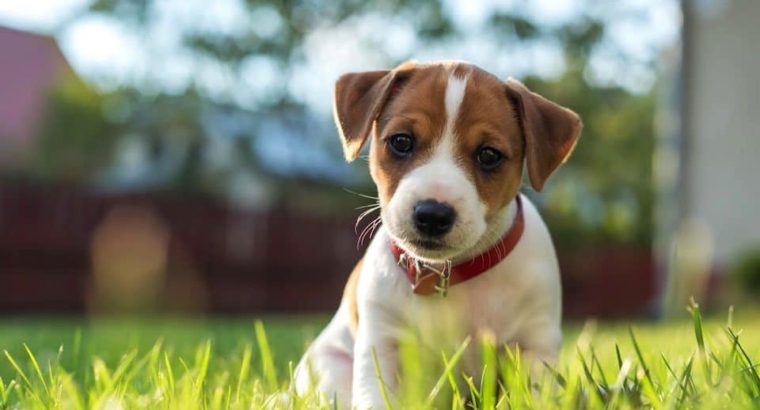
[0,304,758,409]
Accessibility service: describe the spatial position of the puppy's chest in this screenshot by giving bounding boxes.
[403,266,526,347]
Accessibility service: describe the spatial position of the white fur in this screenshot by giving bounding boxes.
[444,71,468,123]
[295,68,563,409]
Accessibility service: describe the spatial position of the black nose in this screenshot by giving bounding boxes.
[413,200,456,237]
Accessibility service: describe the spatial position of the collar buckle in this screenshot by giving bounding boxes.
[397,252,409,268]
[405,256,452,297]
[430,260,452,297]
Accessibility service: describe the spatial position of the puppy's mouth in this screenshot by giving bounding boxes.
[396,236,463,262]
[381,210,474,262]
[409,238,448,250]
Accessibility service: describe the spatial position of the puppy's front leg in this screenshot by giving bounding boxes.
[519,321,562,383]
[352,311,399,409]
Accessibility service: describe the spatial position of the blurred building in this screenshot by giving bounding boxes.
[0,26,80,162]
[657,0,760,308]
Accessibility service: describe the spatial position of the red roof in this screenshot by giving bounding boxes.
[0,26,74,150]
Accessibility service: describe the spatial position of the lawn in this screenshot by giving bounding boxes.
[0,305,758,409]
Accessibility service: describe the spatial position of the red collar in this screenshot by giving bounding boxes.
[390,195,524,296]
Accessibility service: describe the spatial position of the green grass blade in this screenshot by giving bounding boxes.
[590,346,609,388]
[4,350,32,390]
[479,341,497,410]
[676,356,695,408]
[254,321,278,391]
[689,299,705,351]
[163,351,176,394]
[72,328,82,373]
[22,344,50,399]
[0,376,7,407]
[729,329,760,389]
[629,327,654,387]
[440,353,463,407]
[627,328,664,409]
[425,336,470,407]
[541,361,567,389]
[688,299,715,386]
[371,347,393,410]
[463,374,480,404]
[577,348,605,403]
[4,350,42,405]
[235,343,252,404]
[193,341,212,401]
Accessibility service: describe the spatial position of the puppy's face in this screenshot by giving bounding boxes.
[334,61,581,261]
[370,65,524,260]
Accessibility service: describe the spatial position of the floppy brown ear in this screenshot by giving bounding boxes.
[505,78,582,191]
[333,63,414,161]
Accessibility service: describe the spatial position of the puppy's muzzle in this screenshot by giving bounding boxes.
[413,200,456,237]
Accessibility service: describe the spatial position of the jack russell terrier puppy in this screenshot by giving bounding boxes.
[295,60,582,408]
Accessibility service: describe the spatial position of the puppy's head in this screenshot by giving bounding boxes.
[335,61,581,262]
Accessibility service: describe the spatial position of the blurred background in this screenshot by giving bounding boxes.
[0,0,757,319]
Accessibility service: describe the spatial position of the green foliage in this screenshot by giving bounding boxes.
[31,75,119,182]
[102,89,210,192]
[731,247,760,295]
[526,69,656,246]
[1,308,759,409]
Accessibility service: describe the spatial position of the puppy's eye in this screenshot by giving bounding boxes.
[475,147,503,170]
[388,133,414,156]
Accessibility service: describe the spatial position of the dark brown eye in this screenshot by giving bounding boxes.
[476,147,503,170]
[388,133,414,156]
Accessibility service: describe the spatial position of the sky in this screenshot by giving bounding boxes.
[0,0,680,114]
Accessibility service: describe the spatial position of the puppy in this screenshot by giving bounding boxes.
[294,60,581,408]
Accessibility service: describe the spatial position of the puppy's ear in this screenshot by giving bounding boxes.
[333,63,414,161]
[505,78,582,191]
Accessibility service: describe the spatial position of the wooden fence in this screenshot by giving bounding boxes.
[0,180,657,317]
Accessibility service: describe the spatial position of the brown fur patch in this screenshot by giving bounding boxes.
[370,64,451,205]
[453,67,525,220]
[344,257,363,336]
[505,79,582,191]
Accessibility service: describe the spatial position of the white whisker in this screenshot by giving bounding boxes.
[355,203,381,210]
[355,205,381,233]
[357,216,382,249]
[342,188,379,200]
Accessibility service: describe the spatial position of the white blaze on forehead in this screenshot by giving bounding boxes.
[443,70,469,140]
[445,75,468,120]
[431,68,470,161]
